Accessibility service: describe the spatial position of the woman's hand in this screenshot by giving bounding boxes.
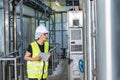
[34,55,42,61]
[24,51,42,61]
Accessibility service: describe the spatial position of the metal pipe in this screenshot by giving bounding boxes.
[2,61,5,80]
[38,13,43,26]
[85,0,93,80]
[49,16,53,43]
[90,0,97,80]
[96,0,111,80]
[14,59,17,80]
[12,1,17,52]
[48,15,51,43]
[8,65,11,80]
[53,14,56,43]
[82,1,87,80]
[44,9,47,26]
[19,0,23,57]
[37,10,39,26]
[94,1,97,78]
[96,0,120,80]
[61,12,63,49]
[19,0,24,80]
[4,0,10,54]
[0,56,21,80]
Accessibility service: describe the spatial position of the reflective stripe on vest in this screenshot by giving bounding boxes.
[27,41,49,79]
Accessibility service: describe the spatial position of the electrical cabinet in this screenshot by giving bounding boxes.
[67,10,84,80]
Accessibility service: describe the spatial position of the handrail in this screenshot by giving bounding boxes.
[49,43,62,74]
[0,51,24,80]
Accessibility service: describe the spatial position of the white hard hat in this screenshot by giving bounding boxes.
[35,25,49,34]
[35,25,49,39]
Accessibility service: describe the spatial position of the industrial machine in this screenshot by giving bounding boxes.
[67,10,84,80]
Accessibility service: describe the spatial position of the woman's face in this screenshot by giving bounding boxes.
[41,33,48,41]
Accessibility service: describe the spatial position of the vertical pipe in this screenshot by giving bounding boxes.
[93,0,97,67]
[94,1,97,79]
[85,0,93,80]
[35,10,37,27]
[52,50,54,73]
[37,10,39,26]
[91,0,97,80]
[39,13,44,26]
[96,0,120,80]
[9,2,12,52]
[44,9,46,26]
[12,1,17,52]
[53,14,56,43]
[96,0,111,80]
[111,1,120,79]
[49,16,53,43]
[2,62,5,80]
[4,0,9,54]
[19,1,24,80]
[14,59,17,80]
[8,66,11,80]
[19,0,23,58]
[61,12,63,49]
[49,14,51,43]
[82,1,87,80]
[3,1,10,80]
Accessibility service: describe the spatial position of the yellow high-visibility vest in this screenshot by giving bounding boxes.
[27,41,49,79]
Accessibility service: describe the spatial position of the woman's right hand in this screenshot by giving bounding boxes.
[34,56,42,61]
[24,51,42,61]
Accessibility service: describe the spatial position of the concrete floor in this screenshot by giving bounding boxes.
[47,59,68,80]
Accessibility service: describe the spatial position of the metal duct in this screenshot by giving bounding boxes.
[96,0,120,80]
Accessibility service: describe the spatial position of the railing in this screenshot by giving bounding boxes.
[0,43,62,80]
[49,43,62,75]
[0,51,24,80]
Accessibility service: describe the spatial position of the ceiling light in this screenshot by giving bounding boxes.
[54,0,60,7]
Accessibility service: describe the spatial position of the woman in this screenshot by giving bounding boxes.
[24,25,49,80]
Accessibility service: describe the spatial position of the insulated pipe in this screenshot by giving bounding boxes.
[96,0,120,80]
